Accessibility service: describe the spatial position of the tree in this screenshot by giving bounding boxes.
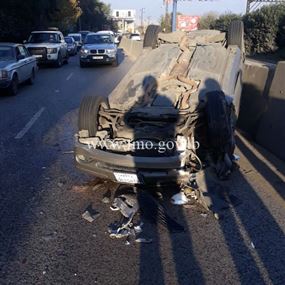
[198,12,218,30]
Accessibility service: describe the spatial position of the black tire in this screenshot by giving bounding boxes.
[64,53,69,64]
[78,96,109,137]
[80,61,86,68]
[143,25,162,49]
[27,68,35,85]
[8,74,19,96]
[227,20,245,53]
[56,52,63,67]
[205,91,232,150]
[112,55,119,67]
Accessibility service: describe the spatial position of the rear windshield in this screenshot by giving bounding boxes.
[0,46,14,60]
[28,33,58,43]
[85,35,113,44]
[65,37,73,44]
[70,35,81,41]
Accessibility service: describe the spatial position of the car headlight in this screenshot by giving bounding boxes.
[81,49,89,54]
[0,70,8,80]
[47,48,58,54]
[106,49,115,54]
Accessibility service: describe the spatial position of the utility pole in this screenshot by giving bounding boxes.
[140,8,146,34]
[172,0,178,32]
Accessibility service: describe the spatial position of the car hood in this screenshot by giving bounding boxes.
[0,60,15,69]
[84,43,116,50]
[25,43,60,48]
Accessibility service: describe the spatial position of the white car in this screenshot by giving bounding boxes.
[129,33,141,41]
[68,33,82,50]
[0,43,37,95]
[25,30,69,67]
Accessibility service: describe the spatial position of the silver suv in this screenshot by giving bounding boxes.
[79,32,118,67]
[25,30,68,67]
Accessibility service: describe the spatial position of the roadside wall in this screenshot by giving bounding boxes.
[119,37,143,60]
[238,61,285,161]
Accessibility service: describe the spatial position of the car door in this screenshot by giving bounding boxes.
[23,46,36,78]
[15,46,29,82]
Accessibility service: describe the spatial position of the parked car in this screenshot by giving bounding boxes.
[79,32,118,67]
[64,36,77,56]
[79,31,90,43]
[75,21,245,185]
[129,33,141,41]
[25,30,69,67]
[68,33,82,50]
[0,43,37,95]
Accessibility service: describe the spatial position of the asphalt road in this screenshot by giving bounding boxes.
[0,52,285,285]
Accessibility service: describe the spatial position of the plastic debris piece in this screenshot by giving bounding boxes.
[102,196,111,204]
[135,238,153,244]
[200,213,208,218]
[171,192,189,205]
[251,242,255,249]
[233,154,240,161]
[82,210,100,223]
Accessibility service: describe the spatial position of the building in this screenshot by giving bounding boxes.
[112,10,136,33]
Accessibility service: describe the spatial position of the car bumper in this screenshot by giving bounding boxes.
[0,79,11,89]
[34,53,58,63]
[80,54,116,64]
[74,141,190,185]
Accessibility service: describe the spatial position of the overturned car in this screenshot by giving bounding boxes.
[75,21,245,186]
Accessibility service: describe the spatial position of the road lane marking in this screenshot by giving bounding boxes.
[15,107,46,139]
[66,72,73,81]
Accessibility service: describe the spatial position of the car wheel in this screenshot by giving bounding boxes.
[8,74,19,96]
[80,61,86,68]
[143,25,162,49]
[28,68,35,85]
[228,20,245,53]
[205,91,232,150]
[112,55,119,67]
[78,96,109,137]
[56,52,63,67]
[64,53,69,64]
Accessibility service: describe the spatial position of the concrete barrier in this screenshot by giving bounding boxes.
[238,62,270,138]
[119,37,143,60]
[255,61,285,161]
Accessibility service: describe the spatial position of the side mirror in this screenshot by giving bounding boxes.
[17,55,25,61]
[23,40,27,44]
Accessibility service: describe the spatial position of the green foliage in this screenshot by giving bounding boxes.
[211,13,242,31]
[160,13,171,33]
[244,4,285,54]
[0,0,114,42]
[198,5,285,55]
[198,12,218,30]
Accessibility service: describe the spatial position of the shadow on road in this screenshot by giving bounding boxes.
[124,75,205,284]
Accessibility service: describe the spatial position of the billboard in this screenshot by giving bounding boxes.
[177,15,200,31]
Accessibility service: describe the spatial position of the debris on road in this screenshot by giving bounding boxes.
[171,192,189,205]
[101,189,112,204]
[62,150,74,154]
[82,206,100,223]
[135,238,153,244]
[72,185,90,193]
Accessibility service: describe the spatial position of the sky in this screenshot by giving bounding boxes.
[102,0,248,23]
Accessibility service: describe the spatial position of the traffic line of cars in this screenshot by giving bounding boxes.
[0,29,119,96]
